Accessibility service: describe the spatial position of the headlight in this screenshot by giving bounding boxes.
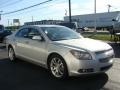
[70,50,92,60]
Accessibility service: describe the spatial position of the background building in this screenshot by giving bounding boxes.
[24,20,64,25]
[64,11,120,29]
[24,20,77,29]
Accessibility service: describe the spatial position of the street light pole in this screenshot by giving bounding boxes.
[65,9,67,16]
[108,4,112,13]
[69,0,72,23]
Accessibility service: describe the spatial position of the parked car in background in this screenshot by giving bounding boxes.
[84,27,89,31]
[57,22,78,30]
[76,27,85,33]
[112,18,120,33]
[0,25,4,31]
[6,25,114,79]
[0,30,12,43]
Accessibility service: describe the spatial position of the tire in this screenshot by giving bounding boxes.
[8,47,16,61]
[48,54,68,79]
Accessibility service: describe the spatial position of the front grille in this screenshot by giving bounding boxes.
[99,55,114,63]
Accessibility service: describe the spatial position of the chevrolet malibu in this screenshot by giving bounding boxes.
[6,25,114,79]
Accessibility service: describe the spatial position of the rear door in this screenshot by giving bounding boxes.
[15,28,31,58]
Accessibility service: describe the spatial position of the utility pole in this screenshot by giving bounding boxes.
[8,19,10,26]
[32,16,34,22]
[94,0,97,32]
[0,11,3,20]
[94,0,96,14]
[0,13,1,20]
[108,4,112,13]
[69,0,72,23]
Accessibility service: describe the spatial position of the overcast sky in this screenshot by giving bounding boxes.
[0,0,120,26]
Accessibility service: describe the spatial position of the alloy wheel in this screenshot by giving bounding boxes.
[50,57,65,78]
[8,47,15,61]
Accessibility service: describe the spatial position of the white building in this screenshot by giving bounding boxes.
[24,20,64,25]
[64,11,120,29]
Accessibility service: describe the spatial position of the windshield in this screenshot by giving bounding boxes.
[41,26,82,41]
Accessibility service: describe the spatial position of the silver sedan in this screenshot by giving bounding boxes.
[6,25,114,79]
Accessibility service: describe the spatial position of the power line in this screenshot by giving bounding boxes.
[3,0,66,17]
[28,0,66,12]
[19,0,66,15]
[17,1,67,19]
[0,0,10,6]
[4,0,67,22]
[0,0,23,9]
[2,0,52,15]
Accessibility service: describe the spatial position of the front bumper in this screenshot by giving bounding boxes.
[64,52,114,76]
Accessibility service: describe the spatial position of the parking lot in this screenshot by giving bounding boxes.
[0,43,120,90]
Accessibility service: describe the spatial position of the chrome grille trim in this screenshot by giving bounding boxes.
[99,55,114,63]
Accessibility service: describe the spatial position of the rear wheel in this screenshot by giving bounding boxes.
[48,54,68,79]
[8,47,16,61]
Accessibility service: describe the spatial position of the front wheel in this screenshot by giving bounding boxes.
[48,55,68,79]
[8,47,16,61]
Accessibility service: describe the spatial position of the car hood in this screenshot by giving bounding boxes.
[54,38,112,52]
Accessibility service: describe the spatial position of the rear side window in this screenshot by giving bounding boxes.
[15,28,29,38]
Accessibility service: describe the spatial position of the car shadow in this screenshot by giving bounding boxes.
[0,58,108,90]
[109,43,120,58]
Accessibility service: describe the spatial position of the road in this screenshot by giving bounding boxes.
[0,43,120,90]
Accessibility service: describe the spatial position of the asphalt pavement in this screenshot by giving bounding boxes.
[109,43,120,58]
[0,43,120,90]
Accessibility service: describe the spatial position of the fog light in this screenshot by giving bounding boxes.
[78,68,94,73]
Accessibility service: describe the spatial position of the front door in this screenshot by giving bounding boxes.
[23,28,48,65]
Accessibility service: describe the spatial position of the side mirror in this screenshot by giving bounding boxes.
[32,36,42,41]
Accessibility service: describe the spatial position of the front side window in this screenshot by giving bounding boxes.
[27,28,40,39]
[41,26,82,41]
[15,28,43,40]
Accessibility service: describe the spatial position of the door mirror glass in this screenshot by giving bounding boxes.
[32,36,42,41]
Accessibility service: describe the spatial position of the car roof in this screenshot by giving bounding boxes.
[22,25,64,28]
